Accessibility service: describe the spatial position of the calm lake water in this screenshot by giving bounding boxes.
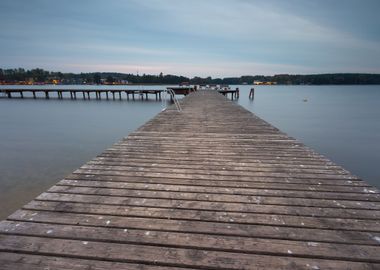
[0,85,379,219]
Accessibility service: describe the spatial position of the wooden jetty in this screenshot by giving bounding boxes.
[0,91,379,269]
[0,88,164,100]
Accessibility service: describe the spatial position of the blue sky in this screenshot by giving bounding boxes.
[1,0,379,77]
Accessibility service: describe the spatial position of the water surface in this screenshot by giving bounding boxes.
[237,85,380,188]
[0,89,165,219]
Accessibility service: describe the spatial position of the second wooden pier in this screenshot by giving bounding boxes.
[0,91,379,269]
[0,88,164,100]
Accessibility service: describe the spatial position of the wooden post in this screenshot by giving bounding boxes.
[7,91,12,98]
[87,91,90,99]
[118,91,122,100]
[112,92,115,100]
[32,91,36,99]
[236,87,240,99]
[106,91,109,100]
[249,88,255,100]
[45,91,49,99]
[20,91,23,98]
[82,91,86,99]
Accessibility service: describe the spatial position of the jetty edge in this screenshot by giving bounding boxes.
[0,90,379,269]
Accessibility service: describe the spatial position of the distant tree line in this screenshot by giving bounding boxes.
[1,68,380,85]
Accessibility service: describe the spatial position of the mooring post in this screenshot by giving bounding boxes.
[45,91,49,99]
[32,91,36,99]
[249,87,255,100]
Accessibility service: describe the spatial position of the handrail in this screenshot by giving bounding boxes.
[166,89,182,112]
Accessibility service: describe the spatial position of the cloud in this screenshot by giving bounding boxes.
[1,0,379,75]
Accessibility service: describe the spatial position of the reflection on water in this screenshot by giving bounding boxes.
[0,84,379,219]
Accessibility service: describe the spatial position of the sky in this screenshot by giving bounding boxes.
[1,0,380,77]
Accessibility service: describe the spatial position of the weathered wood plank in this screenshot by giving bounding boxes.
[60,178,380,202]
[23,200,380,232]
[49,185,380,210]
[0,252,188,270]
[36,192,380,220]
[0,235,379,269]
[1,221,379,263]
[69,170,369,187]
[9,210,380,245]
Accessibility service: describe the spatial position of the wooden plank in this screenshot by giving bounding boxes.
[49,185,380,210]
[1,220,379,263]
[8,210,380,245]
[90,156,346,171]
[85,160,353,177]
[23,200,380,232]
[73,168,363,183]
[67,171,365,187]
[60,178,380,202]
[35,192,380,220]
[0,235,378,269]
[70,167,368,186]
[0,252,185,270]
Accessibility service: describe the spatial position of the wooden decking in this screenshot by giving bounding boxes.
[0,91,379,269]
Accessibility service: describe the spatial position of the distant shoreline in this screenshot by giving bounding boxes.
[1,68,380,85]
